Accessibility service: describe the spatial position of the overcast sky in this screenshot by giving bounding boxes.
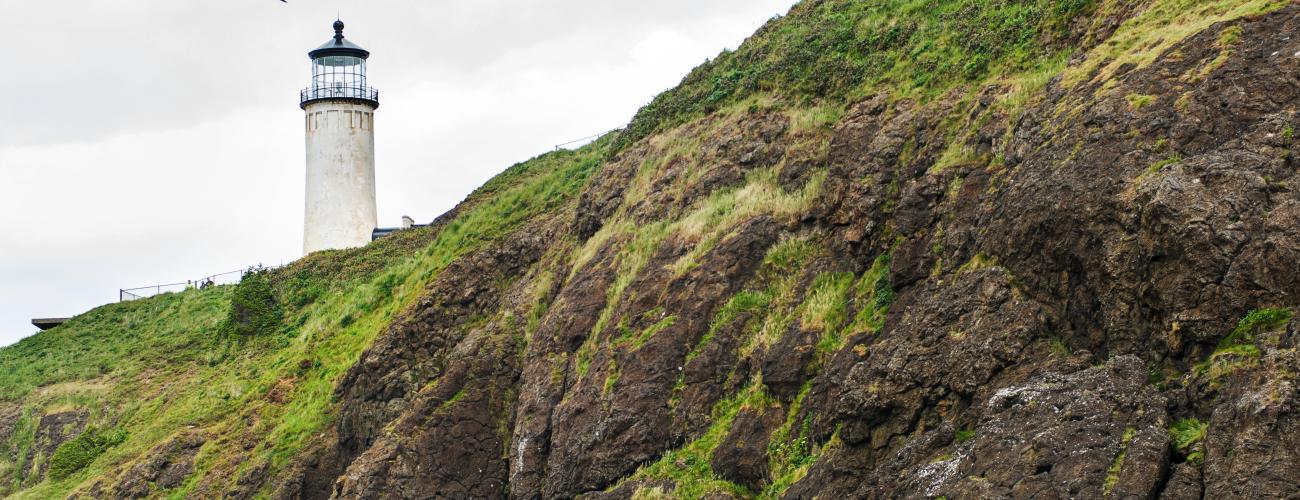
[0,0,799,346]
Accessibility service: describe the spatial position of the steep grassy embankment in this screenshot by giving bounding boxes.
[0,143,605,497]
[5,0,1300,498]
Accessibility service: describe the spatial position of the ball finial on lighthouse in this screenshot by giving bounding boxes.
[300,20,379,255]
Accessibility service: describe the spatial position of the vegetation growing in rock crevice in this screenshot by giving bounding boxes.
[741,236,821,358]
[763,383,823,497]
[1219,307,1293,348]
[1168,418,1207,464]
[573,165,825,378]
[847,253,893,336]
[624,383,777,498]
[1193,308,1293,387]
[1102,427,1137,496]
[801,272,855,341]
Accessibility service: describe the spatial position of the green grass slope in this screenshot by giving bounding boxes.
[0,141,607,498]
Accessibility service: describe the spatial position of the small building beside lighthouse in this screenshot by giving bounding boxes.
[301,20,379,254]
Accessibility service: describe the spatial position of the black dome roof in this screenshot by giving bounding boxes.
[308,20,370,59]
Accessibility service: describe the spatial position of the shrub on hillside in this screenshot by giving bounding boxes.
[220,269,283,338]
[47,426,127,481]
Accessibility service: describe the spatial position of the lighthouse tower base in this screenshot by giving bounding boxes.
[303,99,378,254]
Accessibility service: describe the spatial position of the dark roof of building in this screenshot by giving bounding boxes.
[372,224,430,241]
[309,20,370,60]
[32,318,70,331]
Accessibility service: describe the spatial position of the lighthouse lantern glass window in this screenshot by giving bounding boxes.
[312,56,366,97]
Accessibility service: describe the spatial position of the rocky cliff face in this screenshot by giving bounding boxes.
[269,2,1300,498]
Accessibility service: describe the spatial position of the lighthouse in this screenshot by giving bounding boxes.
[300,20,379,254]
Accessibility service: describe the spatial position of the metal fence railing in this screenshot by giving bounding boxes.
[554,128,622,151]
[119,265,281,302]
[300,85,379,105]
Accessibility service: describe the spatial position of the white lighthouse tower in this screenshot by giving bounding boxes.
[300,20,379,254]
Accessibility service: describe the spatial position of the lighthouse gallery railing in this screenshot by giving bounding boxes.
[300,85,379,105]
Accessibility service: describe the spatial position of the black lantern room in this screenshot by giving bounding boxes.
[300,20,379,108]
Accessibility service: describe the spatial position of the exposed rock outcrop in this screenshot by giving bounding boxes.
[111,432,207,498]
[22,410,86,486]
